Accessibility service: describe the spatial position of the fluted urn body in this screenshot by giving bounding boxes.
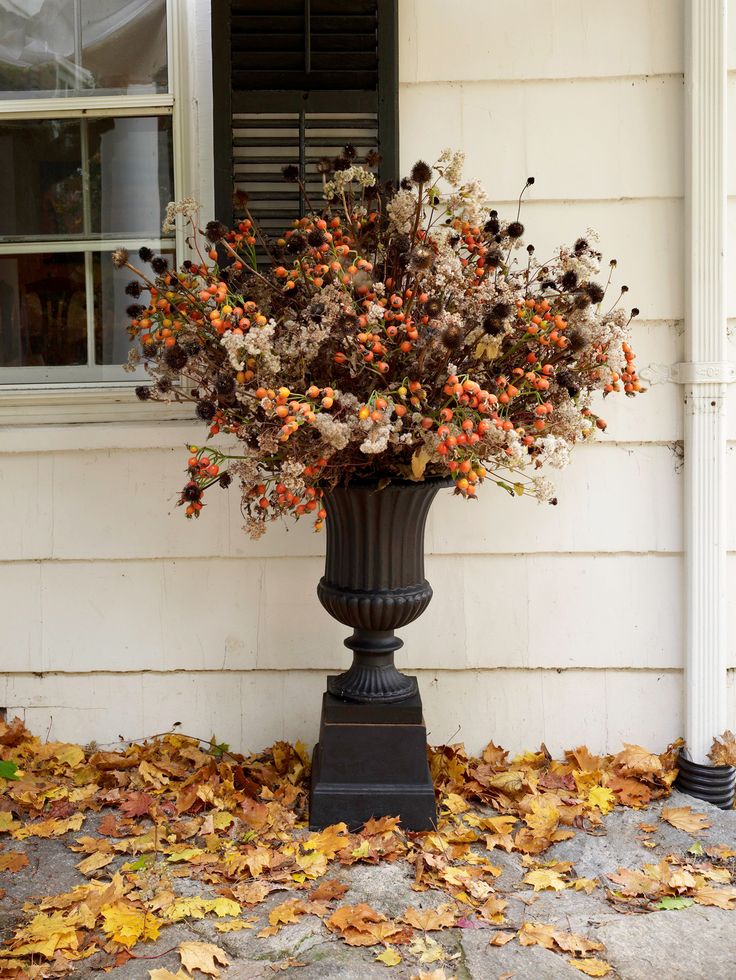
[317,476,450,702]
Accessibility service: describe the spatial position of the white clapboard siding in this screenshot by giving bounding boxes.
[428,443,682,555]
[399,0,684,82]
[0,442,681,564]
[0,0,715,753]
[401,76,684,201]
[0,668,682,757]
[0,553,682,675]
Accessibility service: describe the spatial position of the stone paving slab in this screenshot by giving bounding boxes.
[2,791,735,979]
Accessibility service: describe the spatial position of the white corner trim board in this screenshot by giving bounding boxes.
[683,0,730,765]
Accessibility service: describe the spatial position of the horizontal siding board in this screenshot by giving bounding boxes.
[400,76,684,201]
[428,443,682,556]
[0,443,680,562]
[0,668,683,756]
[399,0,684,83]
[2,554,681,674]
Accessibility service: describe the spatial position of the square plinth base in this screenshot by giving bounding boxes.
[309,692,437,831]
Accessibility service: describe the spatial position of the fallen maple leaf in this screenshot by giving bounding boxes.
[375,947,402,966]
[489,931,515,946]
[522,867,567,892]
[587,785,616,815]
[100,902,161,948]
[309,879,349,902]
[708,730,736,767]
[149,971,190,980]
[76,851,115,877]
[120,791,155,818]
[178,941,230,978]
[612,744,663,776]
[0,851,28,872]
[568,958,612,977]
[661,806,711,833]
[215,916,258,932]
[401,904,457,931]
[692,884,736,909]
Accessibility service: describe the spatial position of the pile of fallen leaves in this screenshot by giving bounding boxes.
[0,717,733,979]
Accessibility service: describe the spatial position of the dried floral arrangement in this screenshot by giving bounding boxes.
[114,149,642,538]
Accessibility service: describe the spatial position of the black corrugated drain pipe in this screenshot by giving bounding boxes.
[675,750,736,809]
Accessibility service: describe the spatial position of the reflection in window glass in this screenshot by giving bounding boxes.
[93,249,173,366]
[0,115,174,240]
[88,116,173,236]
[0,119,83,238]
[0,0,167,98]
[0,253,87,368]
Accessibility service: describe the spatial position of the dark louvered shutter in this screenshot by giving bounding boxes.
[211,0,398,234]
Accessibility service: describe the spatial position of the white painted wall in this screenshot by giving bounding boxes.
[1,0,734,756]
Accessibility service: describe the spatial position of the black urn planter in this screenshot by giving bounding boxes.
[675,750,736,809]
[309,476,451,831]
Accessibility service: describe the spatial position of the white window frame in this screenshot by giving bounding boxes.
[0,0,213,424]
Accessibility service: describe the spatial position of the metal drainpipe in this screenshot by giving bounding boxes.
[676,0,733,783]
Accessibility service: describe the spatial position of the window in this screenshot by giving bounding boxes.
[0,0,178,387]
[211,0,399,232]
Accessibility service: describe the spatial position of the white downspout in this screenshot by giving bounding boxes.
[681,0,732,765]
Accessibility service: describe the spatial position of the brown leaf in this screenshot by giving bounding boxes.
[309,879,349,902]
[612,744,663,777]
[693,884,736,909]
[401,904,457,930]
[661,806,711,833]
[178,941,230,978]
[119,792,155,818]
[0,851,28,873]
[489,931,515,946]
[708,730,736,767]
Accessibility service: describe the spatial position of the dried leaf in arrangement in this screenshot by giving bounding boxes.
[116,149,643,537]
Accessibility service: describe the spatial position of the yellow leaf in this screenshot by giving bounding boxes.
[215,917,258,932]
[572,878,599,894]
[77,851,114,877]
[0,812,20,834]
[178,941,230,978]
[587,786,616,815]
[13,813,84,840]
[409,935,446,963]
[568,958,612,977]
[149,971,190,980]
[52,744,86,769]
[661,806,712,833]
[410,447,431,481]
[522,868,567,892]
[11,911,82,957]
[351,840,370,859]
[490,931,515,946]
[100,902,161,948]
[375,947,402,967]
[167,847,204,863]
[401,904,458,930]
[269,898,306,928]
[441,793,469,814]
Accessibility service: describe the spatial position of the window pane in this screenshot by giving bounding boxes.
[0,119,83,239]
[88,116,173,236]
[93,248,173,366]
[0,0,167,98]
[0,252,87,368]
[0,115,174,241]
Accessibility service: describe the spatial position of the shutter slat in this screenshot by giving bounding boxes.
[221,0,386,233]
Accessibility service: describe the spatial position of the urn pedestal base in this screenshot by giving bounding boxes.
[309,692,437,831]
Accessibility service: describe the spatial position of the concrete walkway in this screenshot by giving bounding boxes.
[2,790,735,979]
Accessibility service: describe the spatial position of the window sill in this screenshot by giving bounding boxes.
[0,387,196,426]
